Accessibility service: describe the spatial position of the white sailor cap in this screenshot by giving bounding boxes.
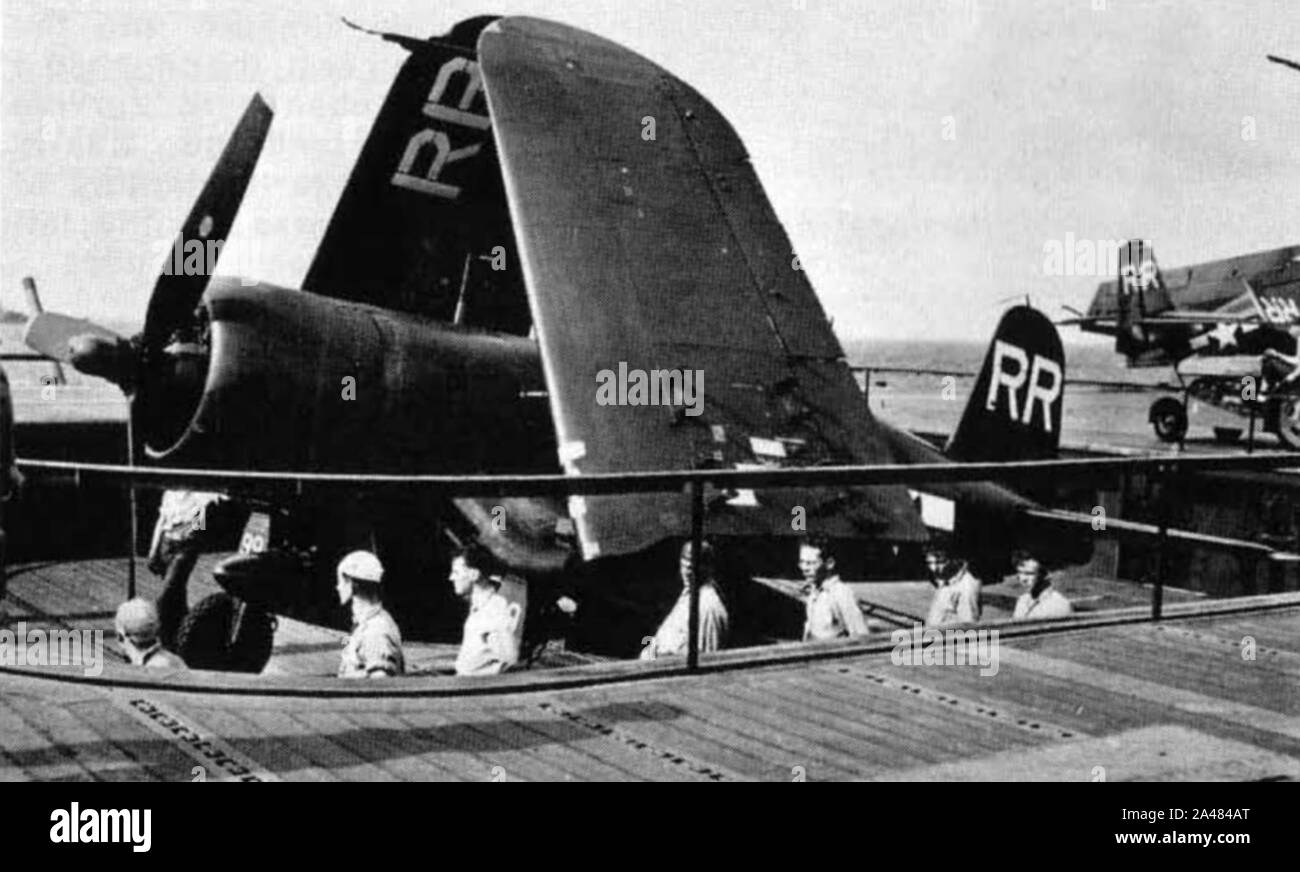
[337,550,384,584]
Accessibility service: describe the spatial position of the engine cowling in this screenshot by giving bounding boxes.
[136,277,555,474]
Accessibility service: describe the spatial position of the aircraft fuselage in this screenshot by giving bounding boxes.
[138,276,556,477]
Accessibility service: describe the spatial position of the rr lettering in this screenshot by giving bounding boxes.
[985,341,1062,432]
[391,56,489,200]
[986,341,1027,422]
[423,57,490,130]
[1024,355,1062,431]
[392,131,481,198]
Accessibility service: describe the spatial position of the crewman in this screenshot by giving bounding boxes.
[449,543,527,676]
[149,489,230,651]
[336,550,405,678]
[924,544,983,626]
[799,535,869,640]
[114,598,187,670]
[640,540,729,660]
[1011,551,1074,621]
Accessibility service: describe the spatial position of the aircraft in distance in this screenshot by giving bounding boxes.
[20,16,1280,667]
[1063,239,1300,447]
[1062,55,1300,448]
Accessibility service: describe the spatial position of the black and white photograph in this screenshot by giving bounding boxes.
[1,0,1298,805]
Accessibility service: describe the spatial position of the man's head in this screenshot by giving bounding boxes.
[115,598,161,663]
[679,539,716,587]
[448,542,501,599]
[336,550,384,606]
[798,535,836,586]
[1013,550,1047,593]
[924,544,957,583]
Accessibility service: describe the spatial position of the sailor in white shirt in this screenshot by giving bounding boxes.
[924,546,982,627]
[641,540,729,660]
[336,550,405,678]
[799,536,868,641]
[449,544,527,676]
[1011,552,1073,621]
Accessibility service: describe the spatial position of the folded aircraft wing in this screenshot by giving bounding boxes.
[478,17,926,558]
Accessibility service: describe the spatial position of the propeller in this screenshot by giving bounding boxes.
[23,311,121,362]
[22,310,129,385]
[23,93,274,395]
[140,93,273,361]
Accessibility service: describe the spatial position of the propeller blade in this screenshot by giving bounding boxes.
[140,93,273,353]
[23,312,121,362]
[23,313,138,388]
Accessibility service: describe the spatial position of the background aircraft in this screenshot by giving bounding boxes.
[1060,55,1300,447]
[1064,239,1300,446]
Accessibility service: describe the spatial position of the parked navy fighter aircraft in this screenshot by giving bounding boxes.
[21,15,1266,663]
[1064,239,1300,446]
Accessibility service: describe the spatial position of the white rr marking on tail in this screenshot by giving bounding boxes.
[1023,355,1063,432]
[985,340,1028,422]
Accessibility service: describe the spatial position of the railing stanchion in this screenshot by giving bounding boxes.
[1179,385,1189,453]
[687,479,704,672]
[1152,466,1168,621]
[1247,391,1257,455]
[126,411,137,601]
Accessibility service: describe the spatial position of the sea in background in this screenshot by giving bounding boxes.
[842,337,1169,386]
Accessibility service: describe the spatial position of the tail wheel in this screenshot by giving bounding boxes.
[176,592,276,673]
[1150,397,1188,443]
[1276,397,1300,451]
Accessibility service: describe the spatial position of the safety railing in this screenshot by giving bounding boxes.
[16,450,1300,669]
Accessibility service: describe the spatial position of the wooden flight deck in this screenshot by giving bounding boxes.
[1,555,1296,782]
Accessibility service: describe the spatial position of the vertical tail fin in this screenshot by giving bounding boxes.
[945,306,1065,462]
[1115,238,1168,357]
[302,17,532,335]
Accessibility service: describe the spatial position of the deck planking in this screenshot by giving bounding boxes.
[1,556,1297,781]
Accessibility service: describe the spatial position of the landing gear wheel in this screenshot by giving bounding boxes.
[176,592,276,673]
[1149,397,1188,443]
[1276,397,1300,451]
